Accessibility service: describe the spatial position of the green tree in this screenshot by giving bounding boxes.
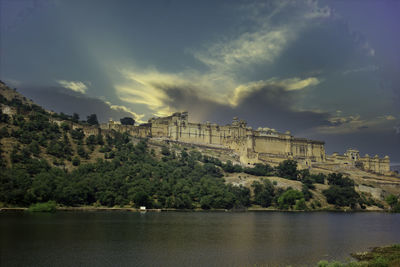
[252,179,275,207]
[120,117,135,125]
[277,189,304,210]
[86,114,98,125]
[294,198,307,210]
[276,160,298,180]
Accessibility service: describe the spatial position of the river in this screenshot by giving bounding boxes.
[1,211,399,266]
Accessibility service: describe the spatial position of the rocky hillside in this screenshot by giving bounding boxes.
[1,81,399,211]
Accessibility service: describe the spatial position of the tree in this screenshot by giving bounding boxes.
[294,198,307,210]
[385,194,399,212]
[72,113,80,123]
[120,117,135,125]
[277,189,304,210]
[276,160,298,180]
[323,186,360,208]
[252,179,275,207]
[327,173,354,187]
[86,114,98,125]
[161,146,170,156]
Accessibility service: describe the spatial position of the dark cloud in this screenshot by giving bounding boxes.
[17,86,137,123]
[158,84,400,162]
[160,84,332,133]
[312,130,400,163]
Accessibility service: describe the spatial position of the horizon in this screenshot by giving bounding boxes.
[1,0,399,161]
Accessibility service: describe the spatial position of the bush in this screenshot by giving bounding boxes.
[385,194,398,207]
[311,173,326,184]
[252,179,275,207]
[28,201,57,212]
[72,157,81,166]
[302,184,313,201]
[294,198,307,210]
[161,146,170,156]
[276,160,298,180]
[244,163,273,176]
[120,117,135,125]
[277,189,304,210]
[323,186,360,208]
[327,173,354,187]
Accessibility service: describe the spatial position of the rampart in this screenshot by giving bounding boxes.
[55,111,390,175]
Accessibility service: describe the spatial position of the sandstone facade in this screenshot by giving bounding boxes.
[74,111,392,175]
[326,149,390,174]
[102,112,327,165]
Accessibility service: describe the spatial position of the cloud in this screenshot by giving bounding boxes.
[385,115,396,120]
[316,114,398,134]
[193,28,293,74]
[230,77,320,106]
[116,67,321,121]
[304,4,331,19]
[109,1,333,123]
[57,80,88,94]
[342,65,379,75]
[117,72,331,132]
[104,101,145,123]
[187,0,333,81]
[3,78,21,86]
[17,86,143,123]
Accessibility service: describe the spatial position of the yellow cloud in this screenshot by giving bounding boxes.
[230,77,320,106]
[57,80,88,94]
[385,115,396,120]
[104,101,145,123]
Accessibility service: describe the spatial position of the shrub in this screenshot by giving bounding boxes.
[72,157,81,166]
[252,179,275,207]
[244,163,273,176]
[323,186,360,208]
[28,201,57,212]
[276,160,298,180]
[295,198,307,210]
[278,189,304,210]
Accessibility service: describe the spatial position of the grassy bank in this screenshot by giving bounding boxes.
[318,244,400,267]
[27,201,57,212]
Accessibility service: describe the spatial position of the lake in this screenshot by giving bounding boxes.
[1,211,400,266]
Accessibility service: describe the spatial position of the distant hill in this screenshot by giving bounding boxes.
[1,81,399,212]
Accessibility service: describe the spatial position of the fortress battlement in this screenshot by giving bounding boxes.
[95,111,389,174]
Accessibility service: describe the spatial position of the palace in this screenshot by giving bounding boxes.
[98,111,390,175]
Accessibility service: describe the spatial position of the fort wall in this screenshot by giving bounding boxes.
[84,111,389,175]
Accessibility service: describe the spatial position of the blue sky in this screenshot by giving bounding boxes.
[1,0,399,162]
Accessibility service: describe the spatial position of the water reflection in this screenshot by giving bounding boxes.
[1,211,400,266]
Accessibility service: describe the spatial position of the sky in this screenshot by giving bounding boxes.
[1,0,399,162]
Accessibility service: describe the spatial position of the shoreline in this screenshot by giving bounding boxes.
[0,206,391,213]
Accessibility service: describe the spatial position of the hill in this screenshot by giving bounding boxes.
[1,81,399,211]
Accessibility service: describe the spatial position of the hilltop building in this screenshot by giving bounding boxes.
[98,111,390,175]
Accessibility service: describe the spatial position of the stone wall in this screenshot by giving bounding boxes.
[327,149,390,175]
[134,112,326,167]
[92,112,390,174]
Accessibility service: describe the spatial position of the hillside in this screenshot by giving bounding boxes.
[1,81,400,211]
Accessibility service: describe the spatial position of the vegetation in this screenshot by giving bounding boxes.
[385,194,400,212]
[323,173,361,209]
[86,114,98,125]
[0,87,388,211]
[317,244,400,267]
[28,201,57,212]
[120,117,135,125]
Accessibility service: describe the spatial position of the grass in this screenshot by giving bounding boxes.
[27,201,57,212]
[317,244,400,267]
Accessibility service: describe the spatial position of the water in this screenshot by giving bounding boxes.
[1,211,400,266]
